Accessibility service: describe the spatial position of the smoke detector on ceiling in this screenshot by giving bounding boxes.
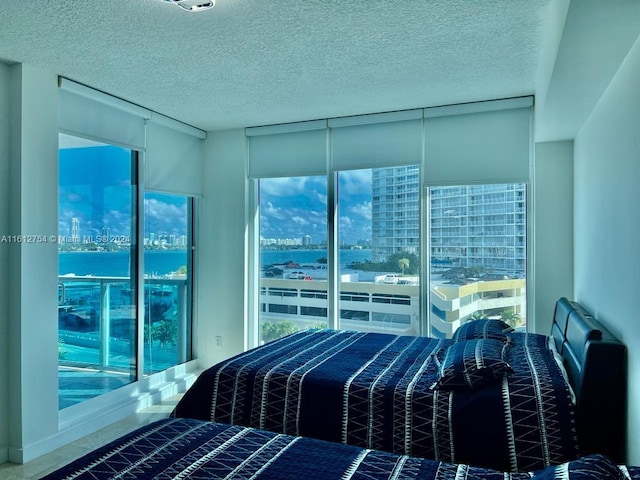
[162,0,215,12]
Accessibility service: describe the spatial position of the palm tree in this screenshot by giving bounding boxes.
[398,257,410,275]
[500,309,521,328]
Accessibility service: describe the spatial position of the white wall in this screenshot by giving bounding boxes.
[0,64,201,464]
[196,129,248,368]
[7,64,59,463]
[0,62,10,464]
[574,35,640,464]
[532,141,574,333]
[196,130,573,354]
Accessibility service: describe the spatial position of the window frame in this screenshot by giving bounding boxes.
[249,178,531,345]
[249,164,426,346]
[57,133,197,408]
[247,98,533,345]
[141,192,196,377]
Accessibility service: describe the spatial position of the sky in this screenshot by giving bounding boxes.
[59,145,372,245]
[59,146,187,240]
[259,170,373,245]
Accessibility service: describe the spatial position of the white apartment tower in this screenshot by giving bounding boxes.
[372,168,526,276]
[429,184,526,274]
[371,166,420,262]
[71,217,80,243]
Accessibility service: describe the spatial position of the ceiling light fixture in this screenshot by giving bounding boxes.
[162,0,215,12]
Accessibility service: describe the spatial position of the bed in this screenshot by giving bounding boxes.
[41,417,640,480]
[550,298,627,462]
[173,298,626,472]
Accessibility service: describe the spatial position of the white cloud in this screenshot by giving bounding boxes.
[144,198,187,235]
[257,177,330,240]
[339,169,372,195]
[260,177,308,197]
[340,216,353,228]
[261,201,287,221]
[348,201,372,220]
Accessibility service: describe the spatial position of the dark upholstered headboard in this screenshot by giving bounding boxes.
[551,297,627,463]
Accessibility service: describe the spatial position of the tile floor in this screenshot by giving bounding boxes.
[0,394,182,480]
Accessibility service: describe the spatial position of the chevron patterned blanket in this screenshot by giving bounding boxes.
[173,330,577,472]
[42,418,638,480]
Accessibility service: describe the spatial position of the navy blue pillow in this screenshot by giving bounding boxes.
[452,318,513,343]
[431,339,511,391]
[530,454,623,479]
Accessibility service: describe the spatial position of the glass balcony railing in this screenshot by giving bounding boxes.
[58,275,190,408]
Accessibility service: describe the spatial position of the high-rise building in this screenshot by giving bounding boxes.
[429,184,526,274]
[371,168,526,276]
[71,217,80,243]
[371,166,420,262]
[371,169,527,337]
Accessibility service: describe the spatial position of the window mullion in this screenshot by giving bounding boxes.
[327,172,339,330]
[421,183,430,338]
[135,152,145,381]
[248,180,260,349]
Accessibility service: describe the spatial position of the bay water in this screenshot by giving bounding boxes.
[59,249,373,277]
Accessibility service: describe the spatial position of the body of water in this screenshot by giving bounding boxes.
[59,249,373,278]
[262,248,371,268]
[59,250,189,277]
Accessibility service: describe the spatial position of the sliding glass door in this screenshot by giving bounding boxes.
[58,133,138,409]
[58,134,196,408]
[143,193,193,375]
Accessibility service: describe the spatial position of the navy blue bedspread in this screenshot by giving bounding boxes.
[173,330,578,472]
[42,418,638,480]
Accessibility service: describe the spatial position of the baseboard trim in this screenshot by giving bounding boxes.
[11,362,199,464]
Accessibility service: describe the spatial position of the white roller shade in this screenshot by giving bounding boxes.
[246,120,327,178]
[58,78,149,149]
[329,110,423,170]
[58,78,205,196]
[424,97,533,186]
[146,114,205,196]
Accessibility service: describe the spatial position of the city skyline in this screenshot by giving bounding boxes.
[59,145,189,242]
[259,171,373,246]
[59,216,189,249]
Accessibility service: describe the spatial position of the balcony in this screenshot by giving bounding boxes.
[58,275,189,409]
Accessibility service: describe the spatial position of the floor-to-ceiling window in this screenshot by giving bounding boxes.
[249,98,532,343]
[143,192,194,375]
[58,134,138,408]
[258,176,328,343]
[428,183,527,339]
[58,138,196,407]
[338,166,421,335]
[256,165,422,342]
[56,79,202,409]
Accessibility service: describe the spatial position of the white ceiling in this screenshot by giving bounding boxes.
[1,1,639,138]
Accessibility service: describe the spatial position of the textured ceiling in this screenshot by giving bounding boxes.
[1,0,556,131]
